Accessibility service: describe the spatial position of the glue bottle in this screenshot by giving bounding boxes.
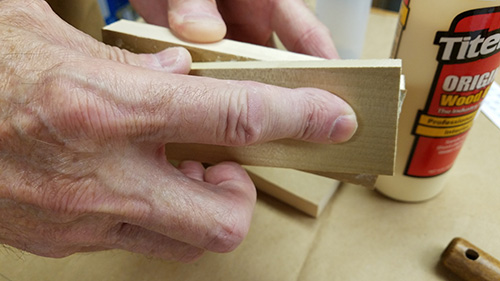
[376,0,500,201]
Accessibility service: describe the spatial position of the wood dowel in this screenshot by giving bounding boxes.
[441,237,500,281]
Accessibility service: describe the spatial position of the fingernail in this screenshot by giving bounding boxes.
[329,113,358,143]
[153,47,192,73]
[182,13,224,24]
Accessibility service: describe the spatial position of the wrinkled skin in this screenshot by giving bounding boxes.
[0,0,356,261]
[129,0,339,58]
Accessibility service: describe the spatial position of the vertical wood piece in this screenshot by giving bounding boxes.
[441,237,500,281]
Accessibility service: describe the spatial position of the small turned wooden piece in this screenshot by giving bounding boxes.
[441,237,500,281]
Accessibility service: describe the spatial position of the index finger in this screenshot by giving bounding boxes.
[44,57,356,146]
[118,67,358,145]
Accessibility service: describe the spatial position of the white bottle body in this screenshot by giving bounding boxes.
[376,0,500,201]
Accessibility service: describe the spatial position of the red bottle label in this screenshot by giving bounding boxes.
[406,6,500,177]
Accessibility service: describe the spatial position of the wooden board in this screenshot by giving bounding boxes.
[164,59,401,175]
[102,20,322,62]
[244,166,341,217]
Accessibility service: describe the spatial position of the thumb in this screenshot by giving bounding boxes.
[101,68,358,145]
[79,37,192,74]
[43,4,193,74]
[167,0,227,43]
[90,45,193,74]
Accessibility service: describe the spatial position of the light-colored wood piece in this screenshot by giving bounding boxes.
[102,20,322,62]
[309,171,377,188]
[165,59,401,176]
[244,166,341,217]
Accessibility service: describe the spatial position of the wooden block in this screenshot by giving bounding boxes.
[244,166,341,217]
[164,59,402,176]
[102,20,321,62]
[308,171,377,188]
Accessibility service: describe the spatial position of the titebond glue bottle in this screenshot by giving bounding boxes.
[376,0,500,201]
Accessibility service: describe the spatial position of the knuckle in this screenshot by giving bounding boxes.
[204,213,247,253]
[218,85,264,146]
[296,92,330,140]
[39,64,122,144]
[108,222,136,246]
[106,45,127,64]
[108,223,205,262]
[102,45,135,66]
[293,24,330,52]
[41,180,95,215]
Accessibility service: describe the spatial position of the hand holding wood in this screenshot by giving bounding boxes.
[128,0,339,58]
[0,0,356,260]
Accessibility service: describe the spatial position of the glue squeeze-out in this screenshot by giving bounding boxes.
[376,0,500,201]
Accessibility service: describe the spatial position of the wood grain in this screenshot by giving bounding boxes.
[441,237,500,281]
[244,166,341,217]
[165,59,402,175]
[102,20,321,62]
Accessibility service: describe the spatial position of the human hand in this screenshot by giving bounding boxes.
[129,0,339,59]
[0,0,356,261]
